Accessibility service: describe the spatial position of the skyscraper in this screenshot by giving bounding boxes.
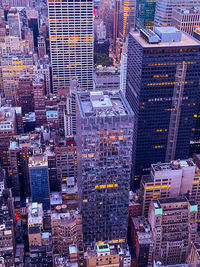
[48,0,93,93]
[171,7,200,36]
[29,154,50,210]
[136,0,156,29]
[154,0,200,27]
[76,91,134,244]
[126,27,200,186]
[119,0,136,42]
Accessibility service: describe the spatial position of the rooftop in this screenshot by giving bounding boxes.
[50,192,62,206]
[77,91,133,118]
[131,28,200,48]
[158,196,188,205]
[28,203,43,226]
[151,159,194,172]
[176,6,200,14]
[0,107,15,123]
[29,154,48,168]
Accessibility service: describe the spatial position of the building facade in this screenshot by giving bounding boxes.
[29,154,50,210]
[76,91,134,244]
[149,197,197,265]
[172,7,200,36]
[126,27,200,186]
[136,0,156,29]
[154,0,200,27]
[48,0,93,93]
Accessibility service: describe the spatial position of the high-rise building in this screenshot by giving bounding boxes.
[120,40,128,94]
[17,75,34,115]
[136,0,156,29]
[9,132,40,198]
[113,0,120,48]
[33,76,47,127]
[140,159,196,218]
[119,0,136,41]
[126,27,200,186]
[48,0,93,93]
[1,55,33,103]
[172,7,200,36]
[148,197,197,265]
[76,91,134,244]
[55,138,77,192]
[154,0,200,27]
[51,209,83,256]
[37,36,46,58]
[0,107,18,174]
[29,154,50,210]
[7,9,21,38]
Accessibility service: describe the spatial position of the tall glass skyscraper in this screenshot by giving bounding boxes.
[48,0,93,93]
[29,154,50,210]
[76,91,134,244]
[126,27,200,187]
[136,0,156,29]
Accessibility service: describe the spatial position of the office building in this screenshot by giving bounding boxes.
[51,209,83,256]
[93,66,120,91]
[55,138,77,194]
[18,75,34,115]
[154,0,200,27]
[126,27,200,185]
[148,197,197,265]
[119,0,136,41]
[9,133,40,197]
[0,36,32,56]
[33,63,51,95]
[141,159,196,218]
[1,55,33,103]
[0,107,18,174]
[76,91,134,244]
[29,154,50,210]
[130,216,153,267]
[37,36,46,58]
[136,0,156,29]
[48,0,93,93]
[33,76,47,127]
[7,9,21,38]
[172,7,200,36]
[85,243,131,267]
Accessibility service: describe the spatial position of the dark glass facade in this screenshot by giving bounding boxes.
[30,166,50,210]
[126,32,200,187]
[136,0,156,29]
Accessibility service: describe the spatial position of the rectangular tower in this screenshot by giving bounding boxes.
[136,0,156,29]
[48,0,93,93]
[149,197,197,265]
[126,27,200,186]
[76,91,134,244]
[29,154,50,210]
